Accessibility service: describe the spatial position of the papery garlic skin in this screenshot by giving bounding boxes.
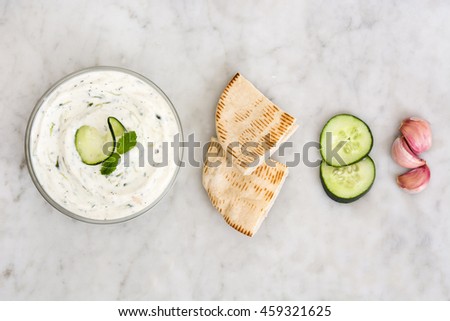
[396,164,430,194]
[400,117,432,154]
[391,136,426,169]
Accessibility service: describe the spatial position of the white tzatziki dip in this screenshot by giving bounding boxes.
[29,68,181,221]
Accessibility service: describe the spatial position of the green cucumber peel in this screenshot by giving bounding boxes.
[74,116,137,176]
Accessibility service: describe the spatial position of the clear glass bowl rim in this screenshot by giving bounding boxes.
[24,66,184,224]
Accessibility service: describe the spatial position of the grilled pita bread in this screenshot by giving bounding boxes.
[202,137,288,237]
[216,73,298,175]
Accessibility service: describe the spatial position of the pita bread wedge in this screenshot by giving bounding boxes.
[216,73,298,175]
[202,137,288,237]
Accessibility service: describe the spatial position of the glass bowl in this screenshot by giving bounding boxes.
[24,66,183,224]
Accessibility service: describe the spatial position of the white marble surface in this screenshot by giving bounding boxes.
[1,0,450,300]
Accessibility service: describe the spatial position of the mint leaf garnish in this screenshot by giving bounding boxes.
[75,116,137,176]
[117,131,137,155]
[101,130,136,175]
[100,153,120,175]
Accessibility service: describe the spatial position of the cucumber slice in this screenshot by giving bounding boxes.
[107,117,126,140]
[320,156,376,203]
[75,126,113,165]
[320,114,373,167]
[75,117,127,166]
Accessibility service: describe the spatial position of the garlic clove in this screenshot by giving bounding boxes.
[400,117,432,154]
[396,164,430,193]
[391,136,426,168]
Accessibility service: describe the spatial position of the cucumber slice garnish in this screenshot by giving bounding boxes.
[107,116,126,140]
[320,156,376,203]
[75,126,113,165]
[320,114,373,167]
[74,116,136,175]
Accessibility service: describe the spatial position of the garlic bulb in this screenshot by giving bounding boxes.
[396,165,430,194]
[400,117,432,154]
[391,136,426,169]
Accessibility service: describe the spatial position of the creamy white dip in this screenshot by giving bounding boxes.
[30,68,181,221]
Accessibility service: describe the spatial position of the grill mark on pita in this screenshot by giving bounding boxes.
[215,73,297,174]
[269,129,282,142]
[202,138,288,237]
[239,150,264,168]
[252,97,265,108]
[253,165,267,177]
[233,109,252,122]
[228,73,241,85]
[216,122,227,130]
[264,190,274,200]
[263,133,277,148]
[250,118,268,132]
[239,127,258,141]
[217,101,225,112]
[226,146,239,160]
[274,170,285,184]
[208,141,224,157]
[237,158,251,169]
[268,104,278,111]
[223,216,253,237]
[262,111,275,123]
[217,124,228,141]
[281,112,295,123]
